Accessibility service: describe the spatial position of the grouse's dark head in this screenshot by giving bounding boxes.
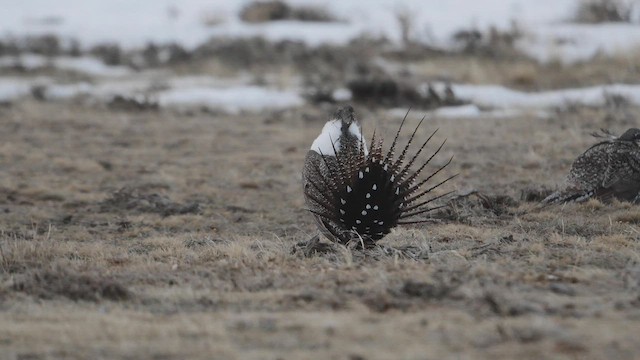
[335,105,355,126]
[618,128,640,144]
[302,105,455,247]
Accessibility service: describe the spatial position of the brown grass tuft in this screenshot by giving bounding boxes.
[13,267,131,302]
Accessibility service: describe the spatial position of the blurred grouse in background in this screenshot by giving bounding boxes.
[543,128,640,205]
[302,105,455,247]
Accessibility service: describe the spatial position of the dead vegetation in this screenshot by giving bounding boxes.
[574,0,637,23]
[346,78,466,109]
[12,267,131,301]
[452,23,524,59]
[240,0,337,23]
[0,98,639,359]
[99,186,200,216]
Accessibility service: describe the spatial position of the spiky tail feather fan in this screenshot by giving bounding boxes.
[304,112,456,246]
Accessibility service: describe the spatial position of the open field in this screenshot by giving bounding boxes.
[2,1,640,358]
[1,89,640,359]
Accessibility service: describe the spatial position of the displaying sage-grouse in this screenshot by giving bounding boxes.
[542,128,640,205]
[302,105,455,247]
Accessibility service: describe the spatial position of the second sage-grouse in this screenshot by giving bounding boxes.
[542,128,640,205]
[302,105,455,247]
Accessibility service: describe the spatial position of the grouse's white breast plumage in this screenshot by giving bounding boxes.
[310,118,368,157]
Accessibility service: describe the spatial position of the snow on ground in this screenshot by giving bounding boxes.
[45,82,94,100]
[0,75,304,113]
[433,104,482,118]
[3,1,640,113]
[2,0,639,63]
[4,71,640,116]
[439,83,640,110]
[0,54,131,77]
[0,78,33,102]
[157,85,304,113]
[388,105,531,119]
[392,82,640,119]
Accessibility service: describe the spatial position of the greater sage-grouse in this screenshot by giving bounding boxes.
[542,128,640,205]
[302,105,455,247]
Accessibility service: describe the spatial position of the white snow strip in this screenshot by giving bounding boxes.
[55,57,130,77]
[0,54,47,69]
[157,85,304,113]
[390,82,640,119]
[45,82,94,99]
[332,88,352,102]
[447,83,640,109]
[388,105,537,119]
[0,54,131,77]
[0,76,306,113]
[433,104,482,118]
[38,79,152,100]
[0,79,32,102]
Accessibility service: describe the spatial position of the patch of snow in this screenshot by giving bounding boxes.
[433,104,482,118]
[0,73,305,113]
[55,57,130,77]
[0,78,32,102]
[157,85,304,113]
[391,81,640,118]
[445,83,640,109]
[45,82,93,99]
[388,104,539,119]
[0,0,232,50]
[0,54,131,77]
[332,88,352,102]
[0,54,47,69]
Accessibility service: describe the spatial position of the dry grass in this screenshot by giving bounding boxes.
[409,51,640,90]
[573,0,635,24]
[1,98,640,359]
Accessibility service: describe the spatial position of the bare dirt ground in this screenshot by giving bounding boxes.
[1,57,640,359]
